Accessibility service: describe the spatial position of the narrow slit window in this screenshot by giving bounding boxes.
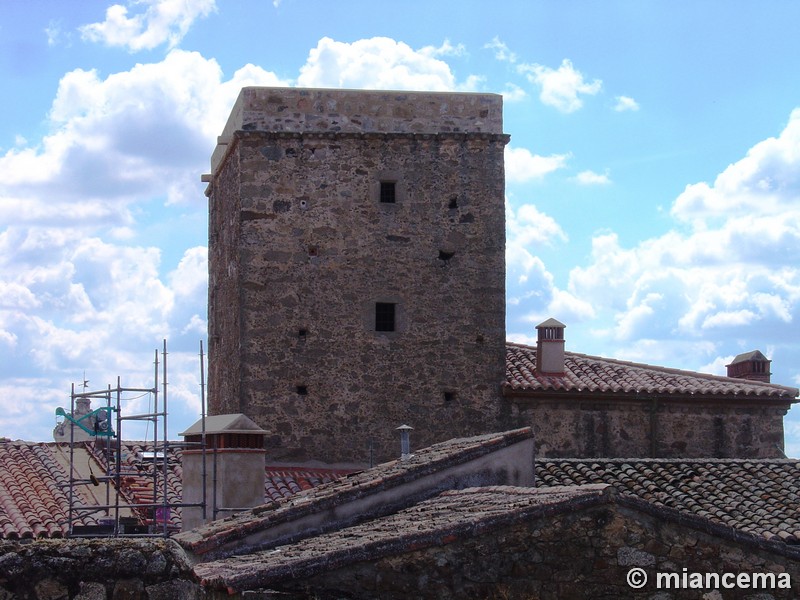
[380,181,397,204]
[375,302,396,332]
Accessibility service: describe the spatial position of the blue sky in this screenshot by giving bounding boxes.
[2,1,800,453]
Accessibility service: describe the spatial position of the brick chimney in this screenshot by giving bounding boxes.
[726,350,771,383]
[180,414,267,531]
[536,318,566,376]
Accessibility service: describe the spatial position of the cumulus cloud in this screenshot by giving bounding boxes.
[672,108,800,225]
[507,201,568,249]
[500,83,527,103]
[0,46,288,438]
[518,59,602,113]
[297,37,479,91]
[0,49,285,226]
[2,34,496,439]
[505,146,570,183]
[419,39,467,58]
[614,95,639,112]
[575,170,611,185]
[562,108,800,375]
[505,199,595,329]
[484,37,517,64]
[80,0,217,51]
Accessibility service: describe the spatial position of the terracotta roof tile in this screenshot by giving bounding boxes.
[174,428,534,556]
[194,485,610,592]
[0,441,99,539]
[0,441,343,539]
[505,342,799,399]
[537,458,800,544]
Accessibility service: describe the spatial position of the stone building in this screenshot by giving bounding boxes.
[505,320,798,459]
[205,86,797,465]
[205,87,509,465]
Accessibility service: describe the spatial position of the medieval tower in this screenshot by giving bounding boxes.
[206,87,509,465]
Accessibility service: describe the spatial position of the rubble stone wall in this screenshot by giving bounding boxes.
[207,89,510,465]
[0,538,198,600]
[510,397,787,458]
[274,496,800,599]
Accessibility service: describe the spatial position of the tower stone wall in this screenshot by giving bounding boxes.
[207,88,510,466]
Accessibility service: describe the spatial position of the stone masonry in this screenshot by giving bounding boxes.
[194,485,800,599]
[206,88,510,465]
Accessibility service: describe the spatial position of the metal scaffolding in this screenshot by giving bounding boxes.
[57,340,207,538]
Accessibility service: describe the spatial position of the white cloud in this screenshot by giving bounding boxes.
[507,201,568,249]
[672,108,800,225]
[614,95,639,112]
[45,20,65,47]
[420,39,467,58]
[170,246,208,299]
[0,47,290,440]
[80,0,217,51]
[505,147,570,183]
[0,34,490,441]
[575,170,611,185]
[297,37,478,91]
[500,83,527,103]
[518,59,602,113]
[562,108,800,374]
[505,200,593,330]
[485,37,517,64]
[0,49,285,227]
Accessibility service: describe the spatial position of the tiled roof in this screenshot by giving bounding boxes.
[537,458,800,544]
[264,467,349,503]
[85,442,185,531]
[194,485,609,592]
[0,441,346,539]
[0,442,97,539]
[174,428,534,557]
[505,342,799,399]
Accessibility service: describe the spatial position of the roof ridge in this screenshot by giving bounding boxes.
[506,341,799,395]
[538,457,800,464]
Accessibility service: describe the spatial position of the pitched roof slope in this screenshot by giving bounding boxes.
[0,442,97,539]
[0,440,346,539]
[174,428,534,557]
[505,342,799,399]
[194,485,609,592]
[537,458,800,543]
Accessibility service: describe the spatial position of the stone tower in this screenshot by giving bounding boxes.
[206,87,509,466]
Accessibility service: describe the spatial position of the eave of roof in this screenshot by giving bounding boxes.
[174,428,534,557]
[193,484,611,592]
[537,457,800,544]
[504,342,799,401]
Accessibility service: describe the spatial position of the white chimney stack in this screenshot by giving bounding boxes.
[536,318,566,376]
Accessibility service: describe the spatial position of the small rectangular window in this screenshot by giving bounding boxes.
[375,302,396,332]
[380,181,396,204]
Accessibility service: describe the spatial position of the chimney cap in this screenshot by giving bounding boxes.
[179,413,267,436]
[536,318,566,329]
[396,424,414,431]
[726,350,769,367]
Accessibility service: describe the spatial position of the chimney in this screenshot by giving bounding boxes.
[536,318,566,376]
[179,414,267,531]
[726,350,771,383]
[396,424,413,460]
